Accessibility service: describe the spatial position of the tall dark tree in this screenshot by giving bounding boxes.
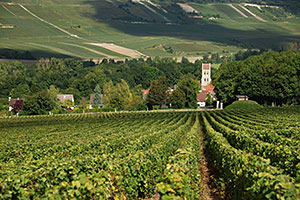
[176,74,199,108]
[93,84,102,108]
[147,76,169,107]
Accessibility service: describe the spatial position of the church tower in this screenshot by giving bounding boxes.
[201,63,211,87]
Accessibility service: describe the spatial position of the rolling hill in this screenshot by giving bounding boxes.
[0,0,299,60]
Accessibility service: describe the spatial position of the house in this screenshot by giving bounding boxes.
[8,97,24,112]
[57,94,74,103]
[197,91,208,107]
[89,94,104,109]
[236,95,249,101]
[197,84,216,107]
[141,89,150,100]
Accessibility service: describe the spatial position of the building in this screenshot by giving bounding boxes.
[201,63,211,87]
[236,95,249,101]
[8,97,24,112]
[197,63,216,107]
[141,89,150,100]
[89,94,104,109]
[197,84,216,107]
[197,91,208,107]
[57,94,74,103]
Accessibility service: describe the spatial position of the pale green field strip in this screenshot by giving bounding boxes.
[227,4,248,18]
[230,4,253,18]
[143,1,170,22]
[60,42,112,58]
[188,3,220,16]
[238,4,267,22]
[0,5,64,38]
[28,43,82,58]
[214,4,245,19]
[19,4,81,39]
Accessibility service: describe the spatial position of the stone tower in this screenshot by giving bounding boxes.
[201,63,211,87]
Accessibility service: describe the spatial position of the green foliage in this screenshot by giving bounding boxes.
[61,100,74,108]
[170,89,186,109]
[147,76,169,107]
[177,74,199,108]
[214,51,300,105]
[1,107,300,198]
[93,84,102,107]
[24,90,59,115]
[225,100,263,110]
[201,110,300,199]
[103,79,135,110]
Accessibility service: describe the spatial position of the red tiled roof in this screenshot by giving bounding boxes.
[197,91,208,102]
[141,89,149,96]
[203,84,215,93]
[202,63,210,70]
[9,98,23,107]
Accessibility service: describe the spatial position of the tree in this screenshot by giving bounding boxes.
[205,93,213,106]
[169,89,186,109]
[214,51,300,105]
[117,79,133,109]
[10,84,30,98]
[62,100,74,108]
[147,76,169,108]
[24,90,58,115]
[79,97,88,109]
[94,84,102,108]
[177,74,199,108]
[103,79,133,110]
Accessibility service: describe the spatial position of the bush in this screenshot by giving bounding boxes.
[51,108,68,114]
[225,100,263,110]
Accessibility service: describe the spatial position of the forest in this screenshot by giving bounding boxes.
[213,51,300,106]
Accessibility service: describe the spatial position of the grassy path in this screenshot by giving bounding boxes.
[198,117,218,200]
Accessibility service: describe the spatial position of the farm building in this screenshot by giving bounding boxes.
[8,97,24,112]
[236,95,249,101]
[57,94,74,103]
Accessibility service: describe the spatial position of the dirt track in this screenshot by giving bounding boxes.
[87,43,145,58]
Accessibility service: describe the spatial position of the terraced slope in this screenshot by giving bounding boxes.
[0,0,299,60]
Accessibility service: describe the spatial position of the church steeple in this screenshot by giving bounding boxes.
[201,63,211,87]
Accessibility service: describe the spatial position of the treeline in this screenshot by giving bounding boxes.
[213,51,300,106]
[0,57,207,108]
[153,0,300,14]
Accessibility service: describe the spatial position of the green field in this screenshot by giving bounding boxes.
[1,108,300,199]
[0,0,300,60]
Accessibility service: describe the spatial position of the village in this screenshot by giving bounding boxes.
[7,63,239,116]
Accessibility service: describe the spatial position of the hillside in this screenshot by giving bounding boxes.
[0,0,299,60]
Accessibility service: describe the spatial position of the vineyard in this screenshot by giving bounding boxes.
[0,108,300,199]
